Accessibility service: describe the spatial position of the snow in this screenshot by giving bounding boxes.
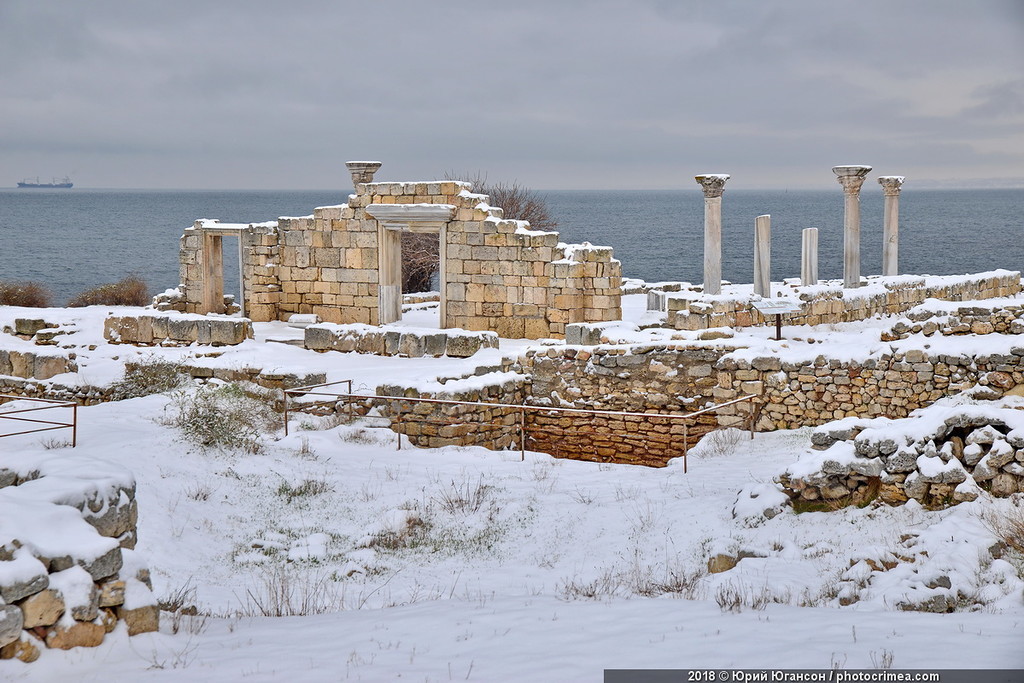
[2,285,1024,678]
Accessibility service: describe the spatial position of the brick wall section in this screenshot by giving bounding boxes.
[179,181,621,338]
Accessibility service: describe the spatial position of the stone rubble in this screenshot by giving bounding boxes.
[0,453,158,662]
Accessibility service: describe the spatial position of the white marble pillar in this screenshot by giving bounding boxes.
[754,214,770,297]
[878,176,905,277]
[801,228,819,286]
[346,160,382,190]
[695,174,729,295]
[832,165,872,288]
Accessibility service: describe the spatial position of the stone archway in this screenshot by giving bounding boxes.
[365,204,456,325]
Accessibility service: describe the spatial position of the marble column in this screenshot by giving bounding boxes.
[832,165,872,288]
[346,161,382,190]
[695,174,729,295]
[801,228,819,286]
[878,176,905,277]
[754,214,770,297]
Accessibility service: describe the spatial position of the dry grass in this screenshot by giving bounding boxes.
[68,275,149,307]
[0,280,52,307]
[981,498,1024,556]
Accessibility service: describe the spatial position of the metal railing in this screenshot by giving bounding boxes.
[0,395,78,447]
[283,381,759,472]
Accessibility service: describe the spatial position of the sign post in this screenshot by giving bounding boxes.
[751,299,802,340]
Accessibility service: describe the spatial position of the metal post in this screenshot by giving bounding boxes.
[519,408,526,461]
[748,399,755,439]
[682,423,688,474]
[72,403,78,448]
[283,389,290,436]
[396,404,403,450]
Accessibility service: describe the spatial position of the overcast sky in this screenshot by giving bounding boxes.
[2,1,1022,190]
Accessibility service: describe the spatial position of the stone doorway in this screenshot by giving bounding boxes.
[365,204,456,326]
[195,223,246,317]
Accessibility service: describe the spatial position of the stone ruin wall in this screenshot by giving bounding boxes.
[370,319,1024,467]
[0,456,158,662]
[179,181,621,339]
[665,271,1021,331]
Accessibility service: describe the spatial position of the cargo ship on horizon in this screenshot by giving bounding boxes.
[17,176,73,189]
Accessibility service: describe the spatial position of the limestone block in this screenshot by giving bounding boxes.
[0,605,23,648]
[45,619,106,649]
[0,635,40,663]
[119,604,159,636]
[398,333,424,358]
[33,355,69,380]
[422,333,447,357]
[20,588,65,628]
[0,558,48,603]
[446,335,483,358]
[303,325,334,351]
[209,319,252,346]
[14,318,49,336]
[167,317,199,342]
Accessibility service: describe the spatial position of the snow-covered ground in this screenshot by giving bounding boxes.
[2,297,1024,680]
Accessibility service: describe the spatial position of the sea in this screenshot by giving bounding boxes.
[0,188,1021,306]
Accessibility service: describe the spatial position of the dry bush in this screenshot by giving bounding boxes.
[241,567,342,617]
[449,171,558,230]
[401,232,440,293]
[110,355,186,399]
[432,477,493,515]
[68,275,148,307]
[982,499,1024,556]
[167,383,278,454]
[695,428,745,459]
[0,280,52,307]
[398,171,558,292]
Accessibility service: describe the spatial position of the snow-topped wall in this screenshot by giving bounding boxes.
[0,449,158,662]
[779,403,1024,509]
[178,167,622,339]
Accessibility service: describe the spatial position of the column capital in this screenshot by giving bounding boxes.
[695,174,729,198]
[878,175,905,196]
[832,165,872,194]
[346,160,382,188]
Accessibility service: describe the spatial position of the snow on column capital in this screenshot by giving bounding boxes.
[832,165,871,193]
[346,161,383,190]
[878,175,905,196]
[695,174,729,198]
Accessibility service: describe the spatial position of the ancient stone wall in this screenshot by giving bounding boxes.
[0,453,158,661]
[179,177,621,339]
[0,350,74,381]
[304,323,498,358]
[778,405,1024,510]
[664,271,1020,331]
[375,372,529,450]
[881,298,1024,341]
[104,313,253,346]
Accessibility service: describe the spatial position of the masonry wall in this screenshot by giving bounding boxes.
[179,181,621,338]
[665,271,1021,331]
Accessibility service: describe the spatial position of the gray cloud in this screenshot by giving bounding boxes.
[1,0,1021,189]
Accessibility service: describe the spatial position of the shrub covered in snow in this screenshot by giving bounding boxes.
[166,383,278,454]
